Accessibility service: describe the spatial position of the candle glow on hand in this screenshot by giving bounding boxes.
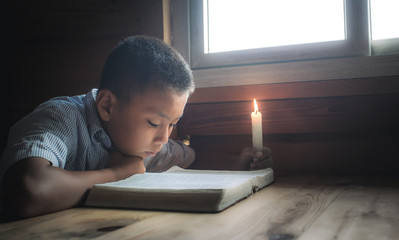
[251,99,263,152]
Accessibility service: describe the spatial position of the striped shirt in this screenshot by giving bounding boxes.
[0,89,195,186]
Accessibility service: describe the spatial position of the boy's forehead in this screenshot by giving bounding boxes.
[130,89,188,117]
[144,107,183,121]
[136,88,187,103]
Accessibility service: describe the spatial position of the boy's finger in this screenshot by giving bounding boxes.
[254,146,272,161]
[253,151,263,162]
[262,146,272,156]
[251,156,273,169]
[255,151,263,158]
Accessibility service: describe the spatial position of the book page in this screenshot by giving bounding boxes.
[166,166,271,177]
[99,172,254,190]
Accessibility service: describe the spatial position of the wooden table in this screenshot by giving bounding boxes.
[1,174,398,240]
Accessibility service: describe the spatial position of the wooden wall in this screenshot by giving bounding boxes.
[2,0,164,152]
[178,76,399,175]
[2,0,399,175]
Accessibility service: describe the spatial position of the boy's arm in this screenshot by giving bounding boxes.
[144,139,195,172]
[1,152,145,219]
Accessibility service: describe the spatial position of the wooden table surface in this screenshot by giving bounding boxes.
[1,174,398,240]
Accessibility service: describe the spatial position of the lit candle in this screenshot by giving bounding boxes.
[251,98,263,152]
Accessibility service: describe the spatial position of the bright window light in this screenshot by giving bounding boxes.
[204,0,345,53]
[370,0,399,40]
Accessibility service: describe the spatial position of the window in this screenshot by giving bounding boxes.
[204,0,345,54]
[370,0,399,40]
[370,0,399,55]
[169,0,399,87]
[189,0,373,69]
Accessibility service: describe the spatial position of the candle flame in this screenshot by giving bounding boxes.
[253,98,258,113]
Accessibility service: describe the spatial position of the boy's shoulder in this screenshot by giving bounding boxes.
[9,90,98,137]
[35,93,89,116]
[8,91,97,140]
[16,92,93,130]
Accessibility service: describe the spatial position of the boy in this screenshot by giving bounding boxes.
[0,36,272,219]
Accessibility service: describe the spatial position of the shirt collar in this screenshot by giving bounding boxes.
[84,88,112,149]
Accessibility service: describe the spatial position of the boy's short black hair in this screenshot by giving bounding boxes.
[99,35,195,102]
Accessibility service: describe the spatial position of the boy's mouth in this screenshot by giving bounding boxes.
[143,146,162,158]
[144,151,157,158]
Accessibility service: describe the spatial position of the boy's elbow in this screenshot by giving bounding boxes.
[1,169,48,219]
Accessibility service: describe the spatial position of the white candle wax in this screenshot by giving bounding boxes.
[251,99,263,152]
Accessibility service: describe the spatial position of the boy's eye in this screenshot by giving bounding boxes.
[147,120,159,128]
[169,123,177,129]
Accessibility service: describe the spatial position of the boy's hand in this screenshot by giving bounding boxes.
[108,151,146,181]
[250,146,273,170]
[238,146,273,170]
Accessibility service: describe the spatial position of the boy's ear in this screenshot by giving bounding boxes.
[96,89,117,122]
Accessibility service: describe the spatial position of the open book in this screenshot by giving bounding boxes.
[85,166,274,212]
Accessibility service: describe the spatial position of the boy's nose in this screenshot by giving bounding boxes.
[154,126,170,145]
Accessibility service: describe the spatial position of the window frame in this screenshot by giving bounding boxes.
[169,0,399,88]
[372,38,399,55]
[190,0,370,69]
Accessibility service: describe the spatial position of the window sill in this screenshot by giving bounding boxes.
[192,54,399,88]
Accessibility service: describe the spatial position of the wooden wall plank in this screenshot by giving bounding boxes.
[180,90,399,174]
[188,76,399,103]
[188,133,399,175]
[179,94,399,136]
[192,54,399,88]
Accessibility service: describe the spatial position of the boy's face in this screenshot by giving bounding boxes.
[98,88,189,159]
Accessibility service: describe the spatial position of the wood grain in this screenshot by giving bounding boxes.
[91,175,344,240]
[179,94,399,136]
[2,175,397,240]
[298,178,399,240]
[0,208,158,240]
[188,76,399,103]
[188,133,399,175]
[191,54,399,88]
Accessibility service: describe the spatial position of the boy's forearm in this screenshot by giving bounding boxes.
[1,157,116,219]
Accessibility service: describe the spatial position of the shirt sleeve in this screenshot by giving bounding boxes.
[144,139,195,172]
[1,100,78,171]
